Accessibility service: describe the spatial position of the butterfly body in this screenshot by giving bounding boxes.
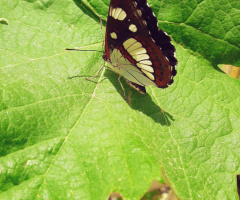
[104,0,177,94]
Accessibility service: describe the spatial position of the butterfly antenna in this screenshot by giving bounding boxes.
[65,49,103,53]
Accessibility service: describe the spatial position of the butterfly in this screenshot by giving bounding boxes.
[102,0,177,94]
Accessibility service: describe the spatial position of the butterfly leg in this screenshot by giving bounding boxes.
[118,75,127,100]
[85,65,106,81]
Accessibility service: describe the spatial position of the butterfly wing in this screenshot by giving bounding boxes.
[104,0,177,93]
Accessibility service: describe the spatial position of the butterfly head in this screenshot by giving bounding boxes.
[102,52,107,61]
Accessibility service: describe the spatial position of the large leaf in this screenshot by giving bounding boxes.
[1,0,240,199]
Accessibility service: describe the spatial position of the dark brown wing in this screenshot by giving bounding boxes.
[104,0,177,89]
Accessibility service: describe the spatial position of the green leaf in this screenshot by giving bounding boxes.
[0,0,240,199]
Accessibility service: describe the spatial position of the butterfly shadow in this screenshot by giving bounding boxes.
[68,75,108,84]
[104,70,174,126]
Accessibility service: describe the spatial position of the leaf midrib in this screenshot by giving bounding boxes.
[36,67,106,195]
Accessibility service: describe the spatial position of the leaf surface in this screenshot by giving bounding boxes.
[0,0,240,199]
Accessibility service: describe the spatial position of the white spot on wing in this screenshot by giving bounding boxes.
[111,8,116,17]
[129,48,147,55]
[132,54,150,61]
[118,10,127,20]
[110,32,117,39]
[123,38,137,49]
[109,6,113,16]
[136,9,142,16]
[110,7,127,21]
[142,69,155,80]
[129,24,137,32]
[137,63,154,72]
[127,42,142,52]
[114,8,122,18]
[139,60,152,65]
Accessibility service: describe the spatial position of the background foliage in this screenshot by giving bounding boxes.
[0,0,240,199]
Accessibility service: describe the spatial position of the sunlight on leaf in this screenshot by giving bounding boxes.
[0,0,240,199]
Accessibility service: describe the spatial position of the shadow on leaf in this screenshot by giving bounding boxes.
[104,70,174,126]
